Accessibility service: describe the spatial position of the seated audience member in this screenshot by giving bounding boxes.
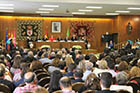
[57,36,62,41]
[13,72,41,93]
[49,35,55,42]
[65,54,74,68]
[33,87,48,93]
[64,63,76,77]
[39,52,52,64]
[48,70,63,93]
[25,50,36,63]
[14,63,30,87]
[59,76,75,93]
[64,36,69,42]
[93,60,109,77]
[110,71,133,93]
[124,41,132,50]
[78,73,101,93]
[106,58,117,77]
[48,56,61,73]
[96,72,116,93]
[71,34,78,41]
[117,61,129,73]
[0,64,15,92]
[82,61,93,81]
[129,66,140,79]
[71,69,84,83]
[108,40,114,49]
[30,61,44,72]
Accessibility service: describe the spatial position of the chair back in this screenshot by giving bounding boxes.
[36,72,49,80]
[38,77,50,87]
[53,90,62,93]
[72,82,84,92]
[83,90,96,93]
[0,83,11,93]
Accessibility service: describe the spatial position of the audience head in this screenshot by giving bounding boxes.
[73,69,83,79]
[34,88,48,93]
[85,61,93,70]
[49,70,63,92]
[30,61,43,71]
[118,61,128,71]
[24,72,36,84]
[13,55,22,68]
[100,72,113,89]
[129,66,140,78]
[97,60,108,69]
[116,71,128,85]
[67,63,76,72]
[59,76,72,89]
[85,73,101,90]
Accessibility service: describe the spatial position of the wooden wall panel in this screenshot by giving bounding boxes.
[1,15,140,52]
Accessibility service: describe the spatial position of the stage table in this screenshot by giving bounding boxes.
[33,40,85,49]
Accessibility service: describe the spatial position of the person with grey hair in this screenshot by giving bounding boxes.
[59,76,75,93]
[110,71,133,93]
[82,61,93,81]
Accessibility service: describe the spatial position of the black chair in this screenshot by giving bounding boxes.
[38,77,50,87]
[127,82,140,93]
[0,83,11,93]
[34,69,46,75]
[36,72,49,80]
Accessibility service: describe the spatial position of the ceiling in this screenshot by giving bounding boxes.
[0,0,140,16]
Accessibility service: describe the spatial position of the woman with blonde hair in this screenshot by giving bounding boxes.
[129,66,140,79]
[65,54,74,67]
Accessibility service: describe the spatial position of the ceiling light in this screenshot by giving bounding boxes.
[0,4,14,6]
[38,8,54,11]
[115,11,130,13]
[0,10,14,12]
[106,13,119,15]
[42,5,59,7]
[128,7,140,10]
[36,11,50,13]
[86,6,102,9]
[72,12,85,14]
[78,9,93,12]
[0,7,14,9]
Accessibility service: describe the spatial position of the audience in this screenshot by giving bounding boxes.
[0,38,140,93]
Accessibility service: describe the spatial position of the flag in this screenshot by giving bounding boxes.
[66,28,70,37]
[45,29,48,39]
[6,29,9,50]
[13,31,16,47]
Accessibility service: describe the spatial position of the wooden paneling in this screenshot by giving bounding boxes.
[0,15,140,52]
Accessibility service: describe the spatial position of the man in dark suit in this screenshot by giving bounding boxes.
[71,34,78,41]
[10,39,15,51]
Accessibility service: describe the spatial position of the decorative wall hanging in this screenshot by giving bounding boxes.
[52,21,61,33]
[69,21,96,41]
[126,22,133,35]
[17,20,43,40]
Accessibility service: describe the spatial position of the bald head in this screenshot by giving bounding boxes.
[24,72,35,83]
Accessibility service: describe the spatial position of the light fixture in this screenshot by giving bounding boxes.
[78,9,93,12]
[72,12,85,14]
[36,11,50,13]
[0,7,14,9]
[0,10,14,12]
[38,8,54,11]
[115,11,130,13]
[106,13,119,15]
[0,4,14,6]
[128,7,140,10]
[86,6,102,9]
[42,5,59,7]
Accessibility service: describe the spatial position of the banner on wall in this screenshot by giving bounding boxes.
[17,20,43,40]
